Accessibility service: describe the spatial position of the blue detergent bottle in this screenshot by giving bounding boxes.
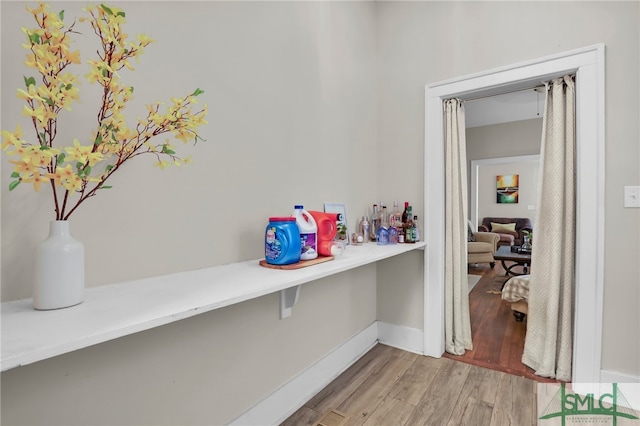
[265,217,301,265]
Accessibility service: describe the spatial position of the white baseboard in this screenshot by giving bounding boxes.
[600,370,640,411]
[229,321,425,425]
[600,369,640,384]
[229,321,640,425]
[229,321,379,426]
[377,321,424,355]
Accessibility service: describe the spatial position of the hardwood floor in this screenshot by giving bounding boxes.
[281,343,538,426]
[448,263,557,384]
[282,263,557,425]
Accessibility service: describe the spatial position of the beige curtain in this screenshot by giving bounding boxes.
[444,98,473,355]
[522,75,576,381]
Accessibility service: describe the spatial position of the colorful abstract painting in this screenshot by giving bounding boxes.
[497,174,519,204]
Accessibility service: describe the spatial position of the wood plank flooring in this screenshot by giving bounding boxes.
[282,262,559,426]
[281,344,538,426]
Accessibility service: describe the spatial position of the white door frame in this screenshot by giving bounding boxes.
[423,44,605,384]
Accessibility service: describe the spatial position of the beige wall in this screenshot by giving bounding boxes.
[1,2,379,424]
[476,161,539,227]
[467,118,543,227]
[1,1,379,297]
[1,270,377,425]
[376,1,639,377]
[466,118,543,162]
[376,250,424,330]
[2,1,639,424]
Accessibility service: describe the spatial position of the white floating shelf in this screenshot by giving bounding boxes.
[1,241,426,372]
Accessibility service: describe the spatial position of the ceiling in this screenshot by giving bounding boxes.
[464,88,545,128]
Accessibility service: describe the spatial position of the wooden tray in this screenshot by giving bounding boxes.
[259,256,334,270]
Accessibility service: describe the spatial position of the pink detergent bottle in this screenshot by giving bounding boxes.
[308,211,343,257]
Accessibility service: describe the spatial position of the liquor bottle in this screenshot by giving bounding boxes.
[401,201,409,224]
[389,201,402,226]
[413,215,421,242]
[388,225,399,244]
[370,204,379,241]
[405,212,414,243]
[390,201,401,229]
[359,216,370,243]
[381,205,389,229]
[376,223,389,245]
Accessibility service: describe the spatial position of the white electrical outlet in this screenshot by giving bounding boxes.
[624,186,640,208]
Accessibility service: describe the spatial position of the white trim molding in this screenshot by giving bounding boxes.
[377,322,424,355]
[601,370,640,385]
[582,370,640,411]
[230,321,426,425]
[229,322,379,426]
[424,44,606,384]
[600,370,640,411]
[224,319,640,425]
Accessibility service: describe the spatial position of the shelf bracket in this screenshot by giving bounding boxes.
[280,285,301,319]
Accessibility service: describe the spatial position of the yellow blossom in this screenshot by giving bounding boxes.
[4,141,28,158]
[136,33,153,46]
[63,48,81,64]
[62,173,82,192]
[17,84,39,101]
[48,164,80,190]
[22,170,50,192]
[10,159,37,177]
[29,147,58,167]
[154,160,170,169]
[48,165,65,185]
[64,139,103,165]
[1,126,23,150]
[4,2,207,220]
[174,129,193,144]
[22,104,55,123]
[58,164,76,180]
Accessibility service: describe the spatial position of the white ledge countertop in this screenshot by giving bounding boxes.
[1,241,426,372]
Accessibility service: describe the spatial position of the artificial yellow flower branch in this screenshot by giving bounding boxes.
[2,2,208,220]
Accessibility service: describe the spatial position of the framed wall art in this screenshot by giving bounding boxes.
[497,174,519,204]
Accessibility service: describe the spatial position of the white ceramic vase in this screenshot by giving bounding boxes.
[34,220,84,310]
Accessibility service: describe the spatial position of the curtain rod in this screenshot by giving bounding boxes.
[461,84,546,103]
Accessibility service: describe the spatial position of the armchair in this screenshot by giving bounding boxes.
[478,217,533,247]
[468,231,500,267]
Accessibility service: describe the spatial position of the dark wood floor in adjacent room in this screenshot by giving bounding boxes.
[449,263,557,384]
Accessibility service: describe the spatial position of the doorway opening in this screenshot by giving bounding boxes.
[422,44,605,384]
[463,112,543,379]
